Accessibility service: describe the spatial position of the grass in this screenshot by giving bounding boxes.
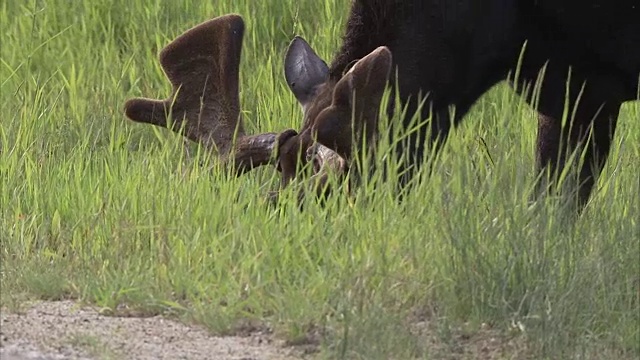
[67,333,118,360]
[1,0,639,359]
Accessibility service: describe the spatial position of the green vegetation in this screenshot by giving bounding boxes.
[2,1,638,359]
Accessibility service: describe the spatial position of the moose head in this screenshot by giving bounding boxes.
[278,36,393,187]
[124,15,392,198]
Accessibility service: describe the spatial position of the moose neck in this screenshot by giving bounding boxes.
[328,0,399,79]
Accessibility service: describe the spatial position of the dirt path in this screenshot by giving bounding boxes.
[0,301,303,360]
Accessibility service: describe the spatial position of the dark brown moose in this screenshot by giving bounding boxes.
[125,2,640,209]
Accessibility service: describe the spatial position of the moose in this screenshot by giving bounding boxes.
[124,1,639,209]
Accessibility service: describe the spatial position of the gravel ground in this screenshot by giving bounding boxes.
[0,301,302,360]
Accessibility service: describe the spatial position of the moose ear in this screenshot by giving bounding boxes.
[284,36,329,106]
[332,46,392,109]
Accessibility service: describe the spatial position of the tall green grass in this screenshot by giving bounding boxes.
[2,1,638,359]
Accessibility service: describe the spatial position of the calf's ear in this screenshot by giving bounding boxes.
[284,36,329,106]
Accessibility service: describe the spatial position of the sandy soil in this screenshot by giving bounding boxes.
[0,301,302,360]
[0,300,536,360]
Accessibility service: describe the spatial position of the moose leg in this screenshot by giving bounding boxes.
[394,97,471,192]
[532,66,622,210]
[536,107,620,207]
